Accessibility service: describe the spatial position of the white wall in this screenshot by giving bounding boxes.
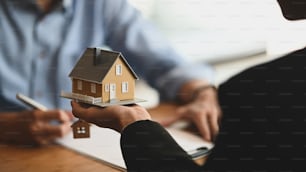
[129,0,306,58]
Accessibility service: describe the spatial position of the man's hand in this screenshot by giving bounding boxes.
[0,110,73,145]
[162,80,222,142]
[71,101,151,133]
[177,86,221,141]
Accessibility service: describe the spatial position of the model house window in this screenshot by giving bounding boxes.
[77,127,86,134]
[77,80,82,90]
[116,64,122,75]
[122,82,128,93]
[105,84,109,92]
[91,83,96,93]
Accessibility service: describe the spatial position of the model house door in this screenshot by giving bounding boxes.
[110,83,116,101]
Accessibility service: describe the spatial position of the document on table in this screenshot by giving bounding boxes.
[56,125,213,171]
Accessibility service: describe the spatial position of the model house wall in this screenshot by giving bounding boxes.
[72,79,102,98]
[100,57,135,103]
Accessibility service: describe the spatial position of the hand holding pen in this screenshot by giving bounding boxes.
[8,93,74,145]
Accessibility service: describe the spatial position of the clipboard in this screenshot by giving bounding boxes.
[188,146,212,159]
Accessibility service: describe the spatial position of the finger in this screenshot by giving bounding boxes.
[33,110,72,123]
[71,101,108,123]
[71,104,120,131]
[31,121,72,137]
[71,101,89,119]
[194,112,211,141]
[208,108,220,139]
[31,122,72,144]
[45,122,72,141]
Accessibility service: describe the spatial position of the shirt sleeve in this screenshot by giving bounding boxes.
[102,0,214,101]
[120,120,202,171]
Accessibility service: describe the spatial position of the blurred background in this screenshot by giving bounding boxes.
[129,0,306,107]
[129,0,306,63]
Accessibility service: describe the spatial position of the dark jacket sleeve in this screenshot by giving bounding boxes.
[204,48,306,171]
[120,120,202,172]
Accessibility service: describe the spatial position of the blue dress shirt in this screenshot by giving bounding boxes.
[0,0,214,111]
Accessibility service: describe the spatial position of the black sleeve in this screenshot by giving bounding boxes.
[120,120,202,172]
[203,48,306,171]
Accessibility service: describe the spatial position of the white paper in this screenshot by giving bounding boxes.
[56,125,213,171]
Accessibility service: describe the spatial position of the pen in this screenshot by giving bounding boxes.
[16,93,48,111]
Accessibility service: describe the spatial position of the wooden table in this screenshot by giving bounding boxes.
[0,104,205,172]
[0,143,118,172]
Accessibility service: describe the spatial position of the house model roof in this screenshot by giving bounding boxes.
[69,48,138,83]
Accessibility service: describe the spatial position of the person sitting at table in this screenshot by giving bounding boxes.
[0,0,220,145]
[71,0,306,171]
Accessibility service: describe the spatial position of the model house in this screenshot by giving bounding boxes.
[71,120,90,138]
[63,48,139,105]
[61,48,145,139]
